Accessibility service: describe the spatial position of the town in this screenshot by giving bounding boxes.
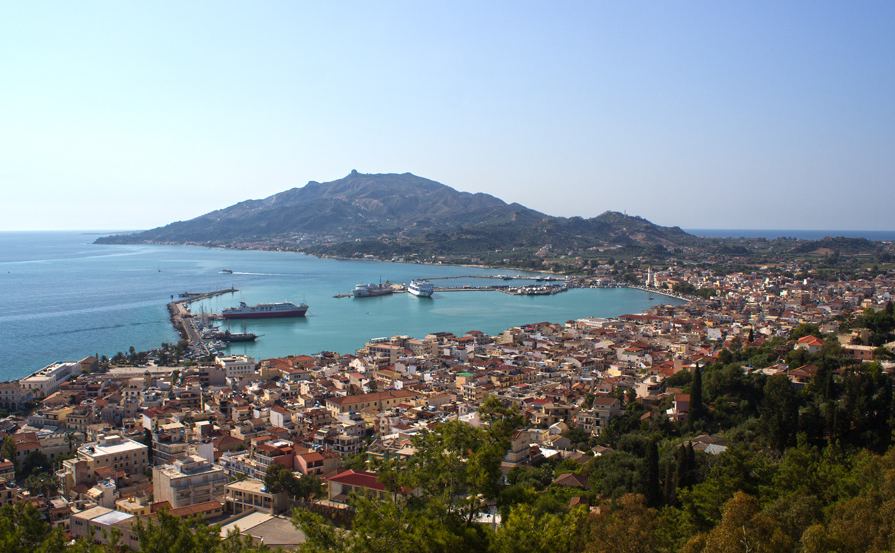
[1,260,893,550]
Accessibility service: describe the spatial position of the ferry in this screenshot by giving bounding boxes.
[353,282,394,298]
[222,301,308,319]
[408,280,434,297]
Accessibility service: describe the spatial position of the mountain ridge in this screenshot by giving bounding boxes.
[95,171,696,257]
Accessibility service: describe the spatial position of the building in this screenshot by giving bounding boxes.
[325,390,418,417]
[70,506,138,550]
[215,355,257,379]
[74,434,149,478]
[19,361,80,397]
[325,469,387,504]
[152,454,228,509]
[219,512,306,548]
[224,478,288,514]
[795,335,824,354]
[0,381,32,411]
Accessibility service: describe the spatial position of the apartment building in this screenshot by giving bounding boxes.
[152,455,227,509]
[19,361,80,397]
[75,434,149,477]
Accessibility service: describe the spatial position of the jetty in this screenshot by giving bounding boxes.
[167,288,239,357]
[628,285,691,302]
[420,274,566,282]
[177,288,237,301]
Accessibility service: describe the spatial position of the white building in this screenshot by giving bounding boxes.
[77,434,149,476]
[152,454,227,509]
[19,361,80,397]
[215,355,256,379]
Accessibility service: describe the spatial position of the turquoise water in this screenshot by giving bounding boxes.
[0,232,680,379]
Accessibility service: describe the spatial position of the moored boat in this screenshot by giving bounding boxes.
[222,301,308,319]
[353,282,394,298]
[408,280,434,297]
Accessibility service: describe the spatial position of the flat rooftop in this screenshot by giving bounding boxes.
[80,435,147,458]
[21,361,77,381]
[220,513,305,546]
[225,478,266,493]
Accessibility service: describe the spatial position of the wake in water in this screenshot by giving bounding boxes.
[231,271,295,276]
[33,319,167,338]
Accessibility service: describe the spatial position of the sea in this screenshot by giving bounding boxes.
[0,232,678,380]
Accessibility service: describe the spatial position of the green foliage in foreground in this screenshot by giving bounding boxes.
[0,504,267,553]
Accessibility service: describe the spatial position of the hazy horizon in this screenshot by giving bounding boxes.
[3,2,893,231]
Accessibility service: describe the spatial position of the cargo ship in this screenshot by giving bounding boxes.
[222,301,308,319]
[353,282,394,298]
[408,280,434,298]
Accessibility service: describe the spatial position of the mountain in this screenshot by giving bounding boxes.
[96,171,697,257]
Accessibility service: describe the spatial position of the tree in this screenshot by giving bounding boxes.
[24,473,59,497]
[493,504,587,553]
[760,375,800,452]
[689,492,794,553]
[679,446,775,531]
[586,494,659,553]
[1,436,15,465]
[0,502,67,553]
[133,511,221,553]
[690,364,705,421]
[264,463,322,503]
[644,440,661,507]
[19,450,51,480]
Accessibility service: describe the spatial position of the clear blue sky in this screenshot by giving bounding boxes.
[2,1,893,231]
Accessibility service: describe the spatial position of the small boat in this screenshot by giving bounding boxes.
[218,330,258,342]
[220,269,234,274]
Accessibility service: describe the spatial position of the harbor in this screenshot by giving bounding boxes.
[162,276,678,361]
[168,288,244,358]
[2,231,675,374]
[334,275,574,298]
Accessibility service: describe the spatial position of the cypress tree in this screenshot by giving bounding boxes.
[644,440,661,507]
[663,459,677,505]
[691,364,705,421]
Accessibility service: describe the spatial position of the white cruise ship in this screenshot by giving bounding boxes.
[408,280,434,297]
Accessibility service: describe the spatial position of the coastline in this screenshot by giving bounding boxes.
[91,238,571,278]
[4,238,672,380]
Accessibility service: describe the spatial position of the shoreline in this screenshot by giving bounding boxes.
[6,241,671,379]
[91,238,572,278]
[6,284,680,385]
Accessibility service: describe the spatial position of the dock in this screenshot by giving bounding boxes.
[168,288,238,357]
[419,274,566,282]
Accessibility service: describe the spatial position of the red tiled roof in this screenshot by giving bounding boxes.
[326,470,385,491]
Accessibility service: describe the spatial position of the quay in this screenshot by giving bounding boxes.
[420,274,567,282]
[167,288,239,357]
[628,285,691,302]
[176,288,237,302]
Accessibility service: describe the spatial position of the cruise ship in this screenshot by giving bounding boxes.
[352,282,394,298]
[222,301,308,319]
[408,280,434,297]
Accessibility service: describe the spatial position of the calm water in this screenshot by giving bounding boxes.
[0,232,678,379]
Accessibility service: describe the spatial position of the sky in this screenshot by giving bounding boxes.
[1,1,893,231]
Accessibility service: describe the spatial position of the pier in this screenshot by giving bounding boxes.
[628,285,691,302]
[419,274,567,282]
[168,288,238,357]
